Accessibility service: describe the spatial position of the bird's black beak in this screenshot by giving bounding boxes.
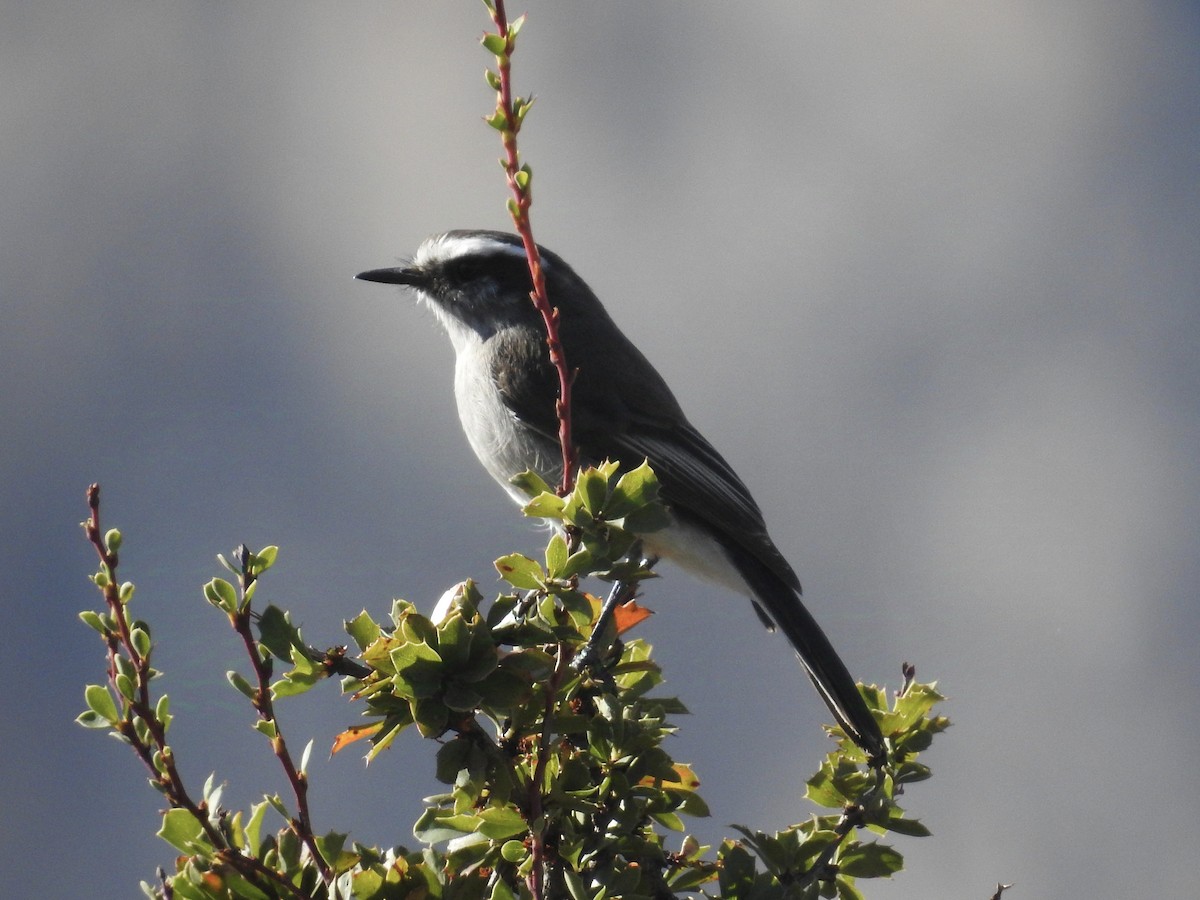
[355,266,427,287]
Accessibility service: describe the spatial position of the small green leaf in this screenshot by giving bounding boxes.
[514,94,536,123]
[608,460,660,515]
[314,831,349,873]
[113,654,134,681]
[257,604,302,661]
[202,773,223,809]
[653,811,686,832]
[545,533,569,578]
[157,808,205,853]
[805,769,850,809]
[484,67,501,90]
[620,502,671,535]
[563,867,590,900]
[412,697,450,737]
[78,610,108,634]
[481,32,507,57]
[511,469,552,497]
[673,789,711,819]
[76,710,111,729]
[494,553,545,590]
[436,609,473,670]
[243,800,269,854]
[271,668,324,698]
[251,545,278,575]
[254,720,278,739]
[365,715,412,763]
[413,808,477,845]
[500,840,527,864]
[435,738,473,785]
[204,578,238,612]
[897,729,934,753]
[859,682,888,712]
[389,640,444,699]
[559,547,595,580]
[837,841,904,878]
[130,626,151,659]
[265,793,290,819]
[227,670,257,700]
[85,684,119,724]
[880,814,932,837]
[345,610,382,652]
[894,761,932,784]
[523,491,566,519]
[104,528,122,553]
[576,468,609,516]
[155,694,172,733]
[476,805,528,840]
[396,606,437,645]
[114,673,135,701]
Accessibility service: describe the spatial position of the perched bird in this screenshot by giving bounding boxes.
[357,230,885,760]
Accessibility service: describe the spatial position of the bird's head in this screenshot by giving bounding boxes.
[357,230,567,344]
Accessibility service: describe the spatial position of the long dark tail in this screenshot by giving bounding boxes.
[727,547,887,763]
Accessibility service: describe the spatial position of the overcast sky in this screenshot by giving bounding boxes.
[4,2,1198,897]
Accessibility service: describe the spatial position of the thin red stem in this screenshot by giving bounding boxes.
[83,486,306,900]
[231,595,333,887]
[491,0,577,497]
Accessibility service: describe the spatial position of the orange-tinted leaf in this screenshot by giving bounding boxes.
[614,600,653,634]
[642,762,700,791]
[331,722,382,755]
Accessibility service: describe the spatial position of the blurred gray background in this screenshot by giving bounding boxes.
[4,1,1198,896]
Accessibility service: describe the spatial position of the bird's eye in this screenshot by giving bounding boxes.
[448,258,484,283]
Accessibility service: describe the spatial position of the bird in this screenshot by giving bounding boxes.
[356,229,886,761]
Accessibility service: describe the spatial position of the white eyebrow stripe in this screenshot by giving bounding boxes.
[415,233,529,268]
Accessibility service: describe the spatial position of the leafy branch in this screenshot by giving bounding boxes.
[78,485,315,900]
[79,463,947,899]
[206,546,333,887]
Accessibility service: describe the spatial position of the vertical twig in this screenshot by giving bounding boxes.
[228,550,333,888]
[82,486,306,900]
[525,641,571,900]
[485,0,577,497]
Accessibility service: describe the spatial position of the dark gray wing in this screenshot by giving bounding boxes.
[489,322,800,592]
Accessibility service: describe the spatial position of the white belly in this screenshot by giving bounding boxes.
[453,338,560,504]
